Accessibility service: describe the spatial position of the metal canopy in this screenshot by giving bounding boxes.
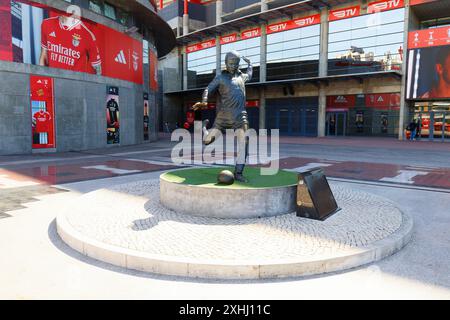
[164,71,402,95]
[176,0,355,46]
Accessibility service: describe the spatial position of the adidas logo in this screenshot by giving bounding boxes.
[336,96,347,103]
[115,50,127,64]
[49,31,56,37]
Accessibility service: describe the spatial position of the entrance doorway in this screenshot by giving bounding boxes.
[412,102,450,142]
[326,112,347,136]
[266,98,318,136]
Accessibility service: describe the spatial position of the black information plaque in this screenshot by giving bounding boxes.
[296,167,340,221]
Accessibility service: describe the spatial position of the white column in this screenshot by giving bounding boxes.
[183,14,189,35]
[216,0,223,25]
[398,1,411,140]
[318,8,329,137]
[259,87,266,130]
[261,0,268,11]
[216,36,221,75]
[183,50,188,90]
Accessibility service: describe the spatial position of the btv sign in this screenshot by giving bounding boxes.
[267,14,320,34]
[329,6,360,21]
[367,0,404,13]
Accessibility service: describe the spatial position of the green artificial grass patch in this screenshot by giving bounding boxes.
[161,167,298,189]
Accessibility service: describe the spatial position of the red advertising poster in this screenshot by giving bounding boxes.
[326,95,356,110]
[0,0,12,61]
[241,27,261,40]
[186,39,216,53]
[367,0,404,13]
[365,93,400,109]
[99,25,143,84]
[106,86,120,144]
[2,1,143,84]
[329,5,360,21]
[143,92,149,141]
[220,34,237,45]
[30,76,55,149]
[408,26,450,49]
[149,48,158,91]
[266,14,321,34]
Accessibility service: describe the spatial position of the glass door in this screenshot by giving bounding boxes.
[326,112,347,136]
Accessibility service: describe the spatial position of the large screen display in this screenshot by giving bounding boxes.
[407,26,450,99]
[1,1,143,84]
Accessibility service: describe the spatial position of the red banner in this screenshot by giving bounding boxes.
[327,95,356,108]
[329,5,360,21]
[408,26,450,49]
[410,0,438,5]
[30,76,55,149]
[365,93,400,108]
[220,34,237,45]
[0,0,12,61]
[186,39,216,53]
[149,49,158,91]
[267,14,321,34]
[246,100,260,108]
[241,27,261,40]
[47,10,143,84]
[99,26,143,84]
[367,0,404,13]
[1,2,143,84]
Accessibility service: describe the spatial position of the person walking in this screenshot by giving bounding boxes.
[409,119,417,141]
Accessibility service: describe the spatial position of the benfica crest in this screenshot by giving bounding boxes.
[72,34,81,47]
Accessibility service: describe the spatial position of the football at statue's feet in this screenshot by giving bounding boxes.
[217,170,235,185]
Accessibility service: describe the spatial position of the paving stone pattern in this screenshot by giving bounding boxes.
[64,180,404,262]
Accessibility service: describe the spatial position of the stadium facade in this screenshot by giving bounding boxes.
[0,0,175,155]
[158,0,450,141]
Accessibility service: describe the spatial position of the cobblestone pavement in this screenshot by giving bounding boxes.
[0,170,448,299]
[64,179,404,262]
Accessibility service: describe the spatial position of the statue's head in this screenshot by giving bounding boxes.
[225,50,240,74]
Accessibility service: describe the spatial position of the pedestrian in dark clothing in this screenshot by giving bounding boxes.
[409,120,417,141]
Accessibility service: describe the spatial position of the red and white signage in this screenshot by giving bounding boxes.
[326,95,356,109]
[1,2,144,84]
[367,0,404,13]
[246,100,260,108]
[329,5,360,21]
[410,0,438,5]
[408,26,450,49]
[241,27,261,40]
[43,10,143,84]
[98,25,144,84]
[186,39,216,53]
[149,48,158,91]
[0,0,12,61]
[267,14,320,34]
[365,93,400,108]
[30,76,55,149]
[220,34,237,45]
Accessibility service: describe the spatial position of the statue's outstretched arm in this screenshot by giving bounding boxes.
[242,56,253,82]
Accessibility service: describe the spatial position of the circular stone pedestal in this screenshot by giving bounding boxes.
[56,179,413,280]
[160,167,298,218]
